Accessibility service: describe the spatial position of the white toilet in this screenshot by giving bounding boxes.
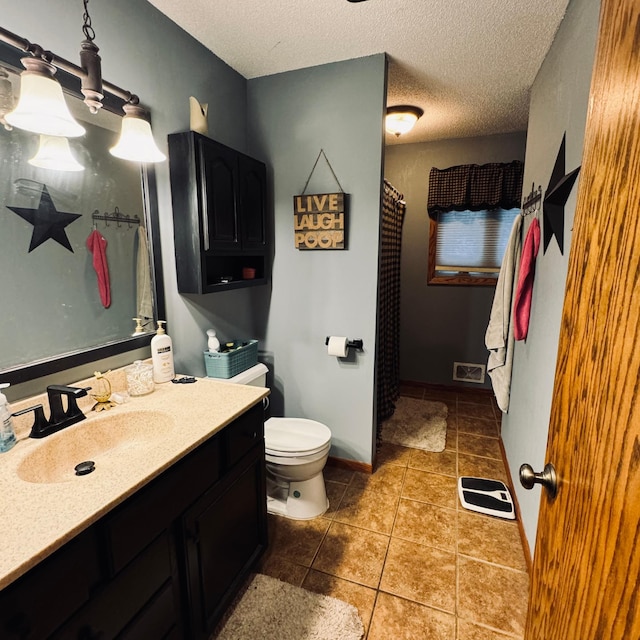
[226,363,332,520]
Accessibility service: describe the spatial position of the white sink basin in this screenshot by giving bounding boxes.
[17,410,176,484]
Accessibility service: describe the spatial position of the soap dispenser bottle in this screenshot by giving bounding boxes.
[206,329,220,352]
[151,320,175,383]
[0,383,17,453]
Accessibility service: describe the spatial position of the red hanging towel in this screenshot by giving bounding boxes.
[513,217,540,341]
[86,229,111,308]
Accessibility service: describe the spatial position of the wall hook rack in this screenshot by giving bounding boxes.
[521,183,542,216]
[91,207,141,229]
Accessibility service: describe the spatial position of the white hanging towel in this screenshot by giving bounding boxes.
[136,226,154,319]
[485,214,523,413]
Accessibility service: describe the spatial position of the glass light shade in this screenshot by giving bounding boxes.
[5,58,85,138]
[28,135,84,172]
[109,105,166,163]
[385,105,424,137]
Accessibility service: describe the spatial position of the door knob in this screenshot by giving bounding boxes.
[519,462,558,499]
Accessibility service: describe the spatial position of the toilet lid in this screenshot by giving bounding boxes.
[265,418,331,456]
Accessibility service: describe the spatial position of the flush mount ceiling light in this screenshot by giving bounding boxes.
[385,105,424,137]
[0,0,165,163]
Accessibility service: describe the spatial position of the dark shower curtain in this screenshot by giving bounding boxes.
[376,179,406,438]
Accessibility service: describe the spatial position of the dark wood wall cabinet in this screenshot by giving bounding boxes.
[0,404,267,640]
[168,131,270,294]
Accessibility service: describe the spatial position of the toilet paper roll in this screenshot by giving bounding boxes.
[327,336,349,357]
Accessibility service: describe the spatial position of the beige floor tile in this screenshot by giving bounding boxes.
[302,569,377,635]
[258,554,309,587]
[458,557,529,636]
[312,521,389,588]
[457,619,523,639]
[375,441,414,468]
[368,592,456,640]
[445,425,459,451]
[458,433,502,460]
[332,484,399,534]
[324,465,354,484]
[410,447,457,477]
[393,499,457,552]
[458,453,508,484]
[457,415,500,438]
[267,514,330,566]
[402,468,458,509]
[457,402,497,421]
[458,511,528,571]
[349,464,406,496]
[380,537,457,612]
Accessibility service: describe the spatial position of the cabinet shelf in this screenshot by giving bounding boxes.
[168,131,270,294]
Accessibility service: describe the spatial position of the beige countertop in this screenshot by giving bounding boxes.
[0,373,268,591]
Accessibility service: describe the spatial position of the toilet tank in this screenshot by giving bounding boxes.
[226,362,268,386]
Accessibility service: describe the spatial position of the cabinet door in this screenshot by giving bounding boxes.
[238,153,267,250]
[198,137,240,251]
[183,445,268,638]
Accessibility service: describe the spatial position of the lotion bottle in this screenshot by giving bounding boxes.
[151,320,175,383]
[206,329,220,352]
[0,383,17,453]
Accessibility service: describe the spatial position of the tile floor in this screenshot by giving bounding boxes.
[258,386,530,639]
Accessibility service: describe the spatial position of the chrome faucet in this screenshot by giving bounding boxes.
[15,385,91,439]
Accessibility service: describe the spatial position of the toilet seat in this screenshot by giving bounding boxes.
[265,417,331,457]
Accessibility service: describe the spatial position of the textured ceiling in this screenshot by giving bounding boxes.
[147,0,570,145]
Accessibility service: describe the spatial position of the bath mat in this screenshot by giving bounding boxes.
[381,396,448,451]
[212,573,364,640]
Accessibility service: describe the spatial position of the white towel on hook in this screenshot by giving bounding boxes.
[136,226,154,319]
[485,214,523,413]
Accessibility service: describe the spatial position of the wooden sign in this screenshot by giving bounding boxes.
[293,192,347,250]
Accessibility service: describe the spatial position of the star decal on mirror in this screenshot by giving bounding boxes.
[7,184,82,253]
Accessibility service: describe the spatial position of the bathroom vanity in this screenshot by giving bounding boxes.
[0,377,268,639]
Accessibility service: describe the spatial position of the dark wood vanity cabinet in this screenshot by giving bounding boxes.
[0,404,267,640]
[168,131,269,294]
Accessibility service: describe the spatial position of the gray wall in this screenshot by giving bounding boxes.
[247,55,387,464]
[384,132,527,388]
[503,0,600,552]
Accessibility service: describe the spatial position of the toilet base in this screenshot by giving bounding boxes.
[266,472,329,520]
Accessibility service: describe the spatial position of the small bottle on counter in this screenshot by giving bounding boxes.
[206,329,220,352]
[0,383,17,453]
[151,320,175,383]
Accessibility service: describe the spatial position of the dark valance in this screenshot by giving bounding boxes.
[427,160,524,219]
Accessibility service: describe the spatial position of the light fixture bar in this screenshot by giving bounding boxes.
[0,25,139,110]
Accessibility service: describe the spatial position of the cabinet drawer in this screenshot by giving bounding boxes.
[52,531,175,639]
[104,434,220,574]
[224,403,264,468]
[120,580,180,640]
[0,530,100,640]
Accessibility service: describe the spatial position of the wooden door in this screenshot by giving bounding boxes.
[525,0,640,638]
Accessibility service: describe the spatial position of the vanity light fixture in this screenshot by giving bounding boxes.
[28,135,85,172]
[385,105,424,137]
[0,0,165,163]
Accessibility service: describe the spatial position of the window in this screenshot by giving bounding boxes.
[428,208,520,285]
[426,160,523,286]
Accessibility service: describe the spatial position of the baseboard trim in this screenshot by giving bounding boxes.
[498,436,533,574]
[327,456,373,475]
[400,380,494,396]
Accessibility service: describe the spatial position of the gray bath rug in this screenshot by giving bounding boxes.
[213,573,364,640]
[381,396,448,451]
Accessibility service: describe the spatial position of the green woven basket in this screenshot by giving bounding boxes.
[203,340,258,379]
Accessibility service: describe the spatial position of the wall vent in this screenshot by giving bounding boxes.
[453,362,486,384]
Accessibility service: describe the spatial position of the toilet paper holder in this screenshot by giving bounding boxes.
[325,337,363,351]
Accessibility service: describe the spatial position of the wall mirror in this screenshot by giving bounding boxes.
[0,40,165,385]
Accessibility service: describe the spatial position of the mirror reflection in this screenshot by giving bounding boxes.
[0,57,160,380]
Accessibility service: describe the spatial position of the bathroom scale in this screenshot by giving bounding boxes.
[458,477,515,520]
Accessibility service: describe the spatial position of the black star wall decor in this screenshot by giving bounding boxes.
[543,133,581,255]
[7,184,82,253]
